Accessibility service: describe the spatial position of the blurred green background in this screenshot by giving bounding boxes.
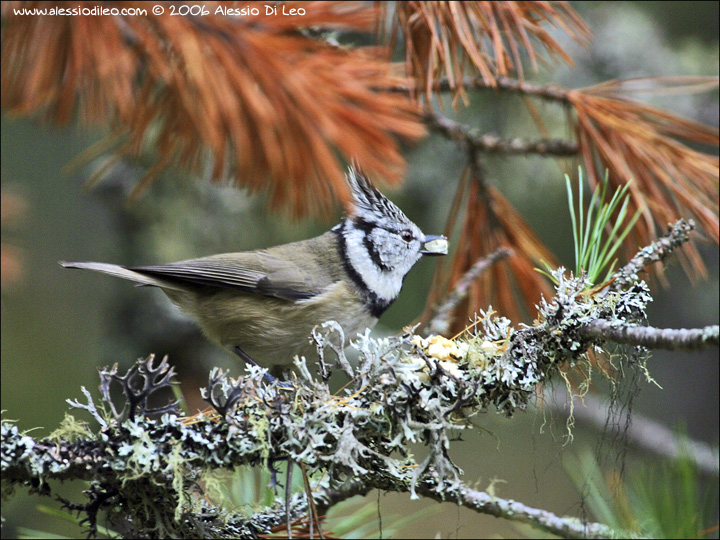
[1,2,718,538]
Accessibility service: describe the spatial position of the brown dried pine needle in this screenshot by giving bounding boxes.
[382,1,590,105]
[1,1,425,217]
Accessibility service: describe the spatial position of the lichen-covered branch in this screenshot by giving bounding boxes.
[0,275,654,538]
[415,481,620,539]
[312,468,619,538]
[2,219,715,538]
[581,319,719,350]
[610,219,697,292]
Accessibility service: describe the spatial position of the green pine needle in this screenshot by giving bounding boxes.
[566,168,642,287]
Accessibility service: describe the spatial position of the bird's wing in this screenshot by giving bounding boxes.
[132,252,324,301]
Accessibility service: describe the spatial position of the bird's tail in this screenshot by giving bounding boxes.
[59,261,184,290]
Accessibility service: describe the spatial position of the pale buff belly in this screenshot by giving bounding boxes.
[164,281,377,368]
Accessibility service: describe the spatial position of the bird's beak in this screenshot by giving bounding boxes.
[421,235,449,256]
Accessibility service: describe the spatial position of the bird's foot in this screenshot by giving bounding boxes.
[233,346,295,389]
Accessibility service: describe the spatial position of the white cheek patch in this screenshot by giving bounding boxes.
[344,227,404,302]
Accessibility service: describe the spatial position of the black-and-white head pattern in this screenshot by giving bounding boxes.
[334,167,432,316]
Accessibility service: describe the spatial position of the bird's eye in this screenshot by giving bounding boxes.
[401,230,414,242]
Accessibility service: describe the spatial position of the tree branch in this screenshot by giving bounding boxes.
[580,320,719,350]
[575,219,718,351]
[314,471,623,539]
[415,481,620,539]
[426,112,578,155]
[610,219,697,292]
[393,76,572,103]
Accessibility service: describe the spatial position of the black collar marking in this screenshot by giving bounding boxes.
[333,221,393,318]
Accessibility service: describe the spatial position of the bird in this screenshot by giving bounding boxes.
[60,167,448,378]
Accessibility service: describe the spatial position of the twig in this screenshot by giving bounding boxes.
[580,218,718,351]
[313,476,619,539]
[580,320,719,350]
[300,462,324,539]
[494,76,572,102]
[576,219,715,350]
[426,112,578,156]
[425,247,512,336]
[393,76,572,103]
[286,460,293,538]
[546,387,719,477]
[415,480,622,539]
[610,219,696,292]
